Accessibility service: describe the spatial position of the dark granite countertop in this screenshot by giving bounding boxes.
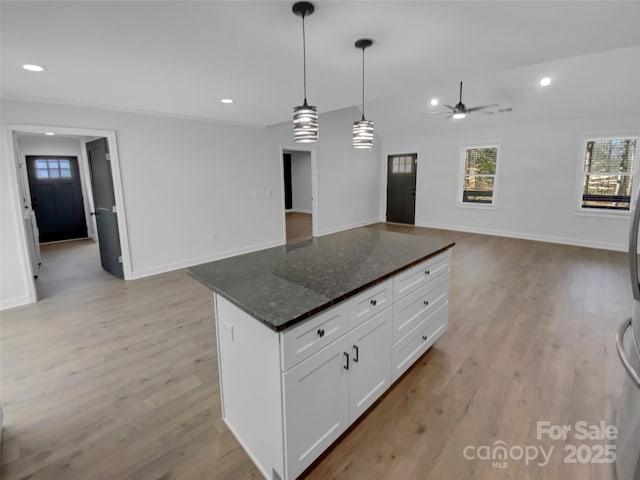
[188,227,454,332]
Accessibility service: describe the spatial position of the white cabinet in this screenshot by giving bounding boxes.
[283,336,350,480]
[214,248,452,480]
[348,307,392,421]
[282,307,392,478]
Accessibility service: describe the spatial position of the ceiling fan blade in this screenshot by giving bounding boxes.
[474,110,495,115]
[445,114,453,119]
[420,111,451,116]
[466,104,500,112]
[443,104,455,110]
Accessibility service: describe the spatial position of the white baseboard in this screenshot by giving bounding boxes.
[131,239,285,280]
[288,209,312,214]
[0,294,31,311]
[317,217,383,237]
[415,221,626,252]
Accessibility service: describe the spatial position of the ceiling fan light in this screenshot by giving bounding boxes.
[353,119,374,149]
[453,112,466,119]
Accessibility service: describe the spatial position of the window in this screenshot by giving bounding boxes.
[581,137,637,211]
[460,145,498,205]
[35,158,72,179]
[391,155,414,174]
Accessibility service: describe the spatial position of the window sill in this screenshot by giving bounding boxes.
[574,209,631,220]
[456,202,496,210]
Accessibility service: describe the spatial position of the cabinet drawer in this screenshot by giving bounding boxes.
[393,249,451,301]
[349,279,393,329]
[391,303,448,382]
[392,274,449,344]
[281,302,349,371]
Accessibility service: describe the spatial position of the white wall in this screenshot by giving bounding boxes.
[381,113,640,251]
[1,99,286,309]
[268,106,382,235]
[290,151,312,213]
[16,134,98,240]
[1,131,34,309]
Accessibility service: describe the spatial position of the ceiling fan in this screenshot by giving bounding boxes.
[433,82,499,119]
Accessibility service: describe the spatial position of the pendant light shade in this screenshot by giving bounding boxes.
[353,38,374,149]
[292,2,318,143]
[353,119,374,149]
[293,100,318,143]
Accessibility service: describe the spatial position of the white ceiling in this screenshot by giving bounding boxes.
[2,1,640,127]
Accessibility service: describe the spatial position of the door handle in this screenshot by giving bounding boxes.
[90,211,100,216]
[343,352,350,370]
[629,195,640,300]
[353,345,359,363]
[616,318,640,388]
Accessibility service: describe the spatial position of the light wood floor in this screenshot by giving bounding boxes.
[286,212,312,244]
[0,225,629,480]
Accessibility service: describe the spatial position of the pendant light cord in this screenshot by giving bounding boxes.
[302,14,307,103]
[361,47,366,120]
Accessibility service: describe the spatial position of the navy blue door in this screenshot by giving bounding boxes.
[26,156,87,243]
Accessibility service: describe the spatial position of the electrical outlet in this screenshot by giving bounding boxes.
[221,319,234,341]
[208,233,216,242]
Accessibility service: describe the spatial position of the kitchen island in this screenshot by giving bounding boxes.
[188,227,454,480]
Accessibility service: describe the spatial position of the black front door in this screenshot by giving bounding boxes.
[86,138,124,279]
[386,154,417,225]
[26,156,87,243]
[283,152,292,210]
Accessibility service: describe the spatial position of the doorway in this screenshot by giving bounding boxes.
[6,125,132,305]
[283,149,314,244]
[386,153,417,225]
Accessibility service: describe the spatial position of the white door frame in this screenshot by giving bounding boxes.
[279,144,319,241]
[4,124,133,304]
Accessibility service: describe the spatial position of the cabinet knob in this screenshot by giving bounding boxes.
[317,328,325,338]
[425,269,430,276]
[370,299,377,307]
[422,335,428,341]
[423,300,429,307]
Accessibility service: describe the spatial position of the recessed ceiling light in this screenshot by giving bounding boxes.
[430,98,438,106]
[23,64,45,72]
[221,98,234,104]
[45,132,55,136]
[540,77,551,87]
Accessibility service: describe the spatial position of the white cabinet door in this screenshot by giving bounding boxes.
[348,307,392,422]
[283,336,350,480]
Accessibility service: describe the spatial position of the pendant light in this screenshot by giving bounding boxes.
[353,38,374,149]
[292,2,318,143]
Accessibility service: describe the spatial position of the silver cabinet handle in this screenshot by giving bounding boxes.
[616,318,640,388]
